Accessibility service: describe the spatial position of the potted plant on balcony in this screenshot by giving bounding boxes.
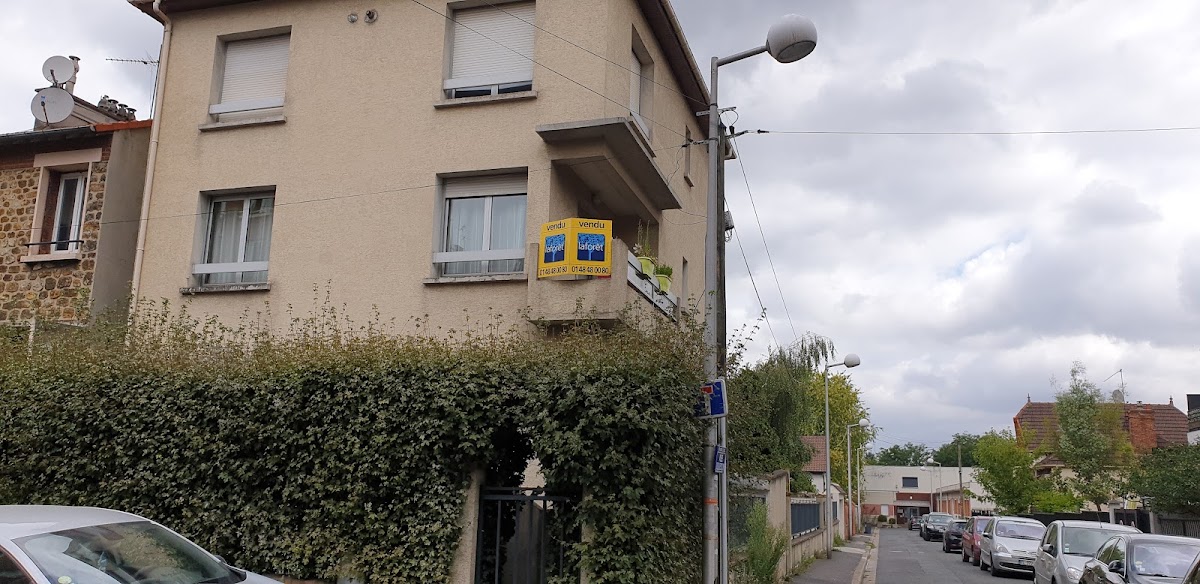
[654,264,672,294]
[633,223,656,277]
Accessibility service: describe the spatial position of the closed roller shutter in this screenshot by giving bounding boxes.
[444,174,528,198]
[447,2,535,89]
[218,34,291,111]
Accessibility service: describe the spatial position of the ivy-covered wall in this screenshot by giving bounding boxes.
[0,308,705,583]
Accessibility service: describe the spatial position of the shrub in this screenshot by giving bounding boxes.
[0,302,705,583]
[877,514,887,523]
[887,517,896,525]
[735,502,787,584]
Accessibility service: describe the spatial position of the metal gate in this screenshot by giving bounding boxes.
[476,488,577,584]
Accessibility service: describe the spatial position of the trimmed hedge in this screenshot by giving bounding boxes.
[0,306,705,583]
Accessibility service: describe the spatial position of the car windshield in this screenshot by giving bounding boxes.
[929,515,953,525]
[994,521,1045,540]
[1061,527,1132,556]
[15,521,245,584]
[950,521,968,531]
[1130,542,1200,578]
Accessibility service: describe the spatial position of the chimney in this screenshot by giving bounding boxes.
[1128,404,1157,454]
[63,56,80,95]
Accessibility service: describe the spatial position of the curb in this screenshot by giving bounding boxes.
[853,530,880,584]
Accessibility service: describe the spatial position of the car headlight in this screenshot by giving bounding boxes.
[1066,567,1082,583]
[995,543,1010,554]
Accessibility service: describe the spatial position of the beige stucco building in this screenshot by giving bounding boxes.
[128,0,711,333]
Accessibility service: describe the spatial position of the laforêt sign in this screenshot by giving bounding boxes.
[537,218,613,278]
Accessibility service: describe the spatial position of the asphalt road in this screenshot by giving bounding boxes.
[876,528,1035,584]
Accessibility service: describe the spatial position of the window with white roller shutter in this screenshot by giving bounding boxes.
[445,2,535,98]
[211,33,291,121]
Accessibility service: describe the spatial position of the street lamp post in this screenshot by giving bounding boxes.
[924,458,943,513]
[846,419,868,538]
[823,354,860,557]
[702,15,818,584]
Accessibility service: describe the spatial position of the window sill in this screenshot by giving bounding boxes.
[180,282,271,295]
[434,91,537,109]
[20,252,81,264]
[198,115,286,132]
[423,273,527,285]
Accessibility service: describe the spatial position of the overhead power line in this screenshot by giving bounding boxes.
[758,126,1200,137]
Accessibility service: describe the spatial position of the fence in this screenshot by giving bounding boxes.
[1158,515,1200,538]
[791,500,820,537]
[475,488,577,584]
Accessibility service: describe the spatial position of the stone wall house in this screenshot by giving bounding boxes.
[0,87,151,327]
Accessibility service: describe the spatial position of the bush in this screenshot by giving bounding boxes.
[734,502,787,584]
[887,517,896,525]
[0,302,706,583]
[877,514,887,523]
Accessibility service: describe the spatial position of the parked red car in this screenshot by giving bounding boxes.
[962,516,993,566]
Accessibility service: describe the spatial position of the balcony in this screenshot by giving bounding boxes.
[525,238,678,324]
[536,118,683,221]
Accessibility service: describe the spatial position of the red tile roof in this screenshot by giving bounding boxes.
[801,436,827,473]
[1014,400,1187,452]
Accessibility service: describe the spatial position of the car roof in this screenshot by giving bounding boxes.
[991,516,1044,525]
[1054,520,1139,531]
[0,506,145,540]
[1126,534,1200,544]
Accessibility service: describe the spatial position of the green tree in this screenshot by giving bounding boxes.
[1055,362,1136,510]
[932,433,980,467]
[1129,445,1200,516]
[871,443,930,466]
[726,331,872,499]
[973,430,1079,514]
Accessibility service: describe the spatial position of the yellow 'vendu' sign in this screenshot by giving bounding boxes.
[537,218,613,278]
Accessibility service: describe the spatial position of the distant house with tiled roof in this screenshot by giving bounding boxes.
[1187,395,1200,445]
[800,435,830,494]
[1013,397,1187,472]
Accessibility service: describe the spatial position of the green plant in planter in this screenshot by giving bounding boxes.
[654,264,673,294]
[633,222,657,276]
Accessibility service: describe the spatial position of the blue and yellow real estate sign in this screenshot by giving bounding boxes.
[537,218,613,278]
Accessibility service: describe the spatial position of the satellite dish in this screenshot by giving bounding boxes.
[42,56,77,86]
[1112,389,1125,404]
[31,87,75,124]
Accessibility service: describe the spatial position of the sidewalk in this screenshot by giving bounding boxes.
[789,532,876,584]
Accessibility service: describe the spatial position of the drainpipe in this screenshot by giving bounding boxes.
[129,0,171,317]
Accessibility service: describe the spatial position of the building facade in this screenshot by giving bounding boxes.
[129,0,710,332]
[860,465,980,522]
[1,71,150,329]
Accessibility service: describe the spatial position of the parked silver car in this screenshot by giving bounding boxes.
[0,506,278,584]
[1081,533,1200,583]
[980,515,1048,576]
[1033,520,1140,584]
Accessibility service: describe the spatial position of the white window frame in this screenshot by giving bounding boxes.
[443,1,536,99]
[193,192,274,284]
[49,172,87,253]
[210,30,291,120]
[434,175,527,276]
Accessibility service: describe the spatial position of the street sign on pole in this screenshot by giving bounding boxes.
[714,446,727,474]
[695,379,727,419]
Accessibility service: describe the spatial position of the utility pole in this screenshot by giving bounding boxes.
[958,444,964,515]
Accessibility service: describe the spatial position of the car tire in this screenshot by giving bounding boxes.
[991,563,1002,578]
[981,555,989,571]
[972,552,980,567]
[962,550,969,563]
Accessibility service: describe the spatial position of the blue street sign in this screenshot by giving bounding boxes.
[695,379,727,419]
[714,446,727,474]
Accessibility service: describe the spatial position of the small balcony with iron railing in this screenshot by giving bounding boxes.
[525,238,677,325]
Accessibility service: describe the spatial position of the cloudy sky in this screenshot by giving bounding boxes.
[4,0,1199,451]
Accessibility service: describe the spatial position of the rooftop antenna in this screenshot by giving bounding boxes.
[1103,369,1126,403]
[33,56,78,126]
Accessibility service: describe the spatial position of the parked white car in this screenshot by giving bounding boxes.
[0,506,278,584]
[980,515,1048,577]
[1033,520,1140,584]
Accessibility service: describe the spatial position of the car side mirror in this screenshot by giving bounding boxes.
[1108,560,1124,575]
[982,533,992,539]
[1041,543,1055,555]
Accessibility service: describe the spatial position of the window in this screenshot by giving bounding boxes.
[436,175,527,276]
[683,127,694,186]
[37,172,86,253]
[902,477,919,488]
[211,32,290,121]
[1042,524,1058,556]
[194,192,275,285]
[0,549,34,584]
[445,2,535,98]
[629,39,653,136]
